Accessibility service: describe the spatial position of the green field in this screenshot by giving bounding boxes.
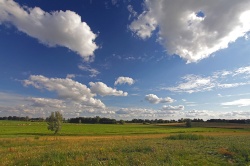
[1,121,250,165]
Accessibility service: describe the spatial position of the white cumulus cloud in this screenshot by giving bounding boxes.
[114,76,135,86]
[23,75,105,108]
[130,0,250,62]
[89,82,128,96]
[145,94,174,104]
[0,0,98,61]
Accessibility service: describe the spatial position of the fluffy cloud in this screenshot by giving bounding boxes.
[0,0,98,61]
[129,11,157,39]
[89,82,128,96]
[130,0,250,62]
[23,75,105,108]
[0,92,67,117]
[0,92,115,118]
[221,99,250,107]
[114,77,135,86]
[145,94,174,104]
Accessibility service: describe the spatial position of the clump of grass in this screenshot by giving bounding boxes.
[166,134,211,140]
[218,147,234,158]
[122,145,154,153]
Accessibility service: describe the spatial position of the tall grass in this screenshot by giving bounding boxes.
[1,135,250,165]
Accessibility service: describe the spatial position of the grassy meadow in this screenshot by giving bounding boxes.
[0,120,250,165]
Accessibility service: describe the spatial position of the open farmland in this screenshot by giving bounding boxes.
[0,121,250,165]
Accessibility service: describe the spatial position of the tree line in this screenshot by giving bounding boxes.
[1,116,250,124]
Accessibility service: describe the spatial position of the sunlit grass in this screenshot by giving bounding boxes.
[0,121,250,165]
[0,121,246,137]
[1,135,250,165]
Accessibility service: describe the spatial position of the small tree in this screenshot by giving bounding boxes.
[186,119,192,128]
[47,111,63,134]
[119,120,125,125]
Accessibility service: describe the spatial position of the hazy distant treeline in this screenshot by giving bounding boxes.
[0,116,44,122]
[68,116,117,124]
[0,116,250,124]
[207,119,250,124]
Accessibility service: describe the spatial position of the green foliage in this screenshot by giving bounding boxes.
[186,119,192,128]
[47,111,63,134]
[119,120,125,125]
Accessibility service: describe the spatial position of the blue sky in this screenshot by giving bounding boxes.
[1,0,250,120]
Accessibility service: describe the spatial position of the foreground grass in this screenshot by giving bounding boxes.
[1,134,250,165]
[0,121,250,165]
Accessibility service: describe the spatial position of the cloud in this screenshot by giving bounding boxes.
[116,108,155,115]
[0,92,115,118]
[78,64,100,77]
[165,65,250,93]
[217,83,250,89]
[221,99,250,107]
[130,0,250,62]
[145,94,174,104]
[185,110,210,118]
[127,5,138,20]
[66,74,76,79]
[23,75,105,108]
[25,97,65,108]
[165,75,215,93]
[115,106,187,119]
[0,0,98,61]
[114,76,135,86]
[161,105,184,111]
[89,82,128,96]
[129,11,157,39]
[0,92,68,118]
[234,66,250,75]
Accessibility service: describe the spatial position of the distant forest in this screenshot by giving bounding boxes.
[1,116,250,124]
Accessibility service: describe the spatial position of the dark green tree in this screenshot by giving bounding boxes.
[47,111,63,134]
[119,120,125,125]
[186,119,192,128]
